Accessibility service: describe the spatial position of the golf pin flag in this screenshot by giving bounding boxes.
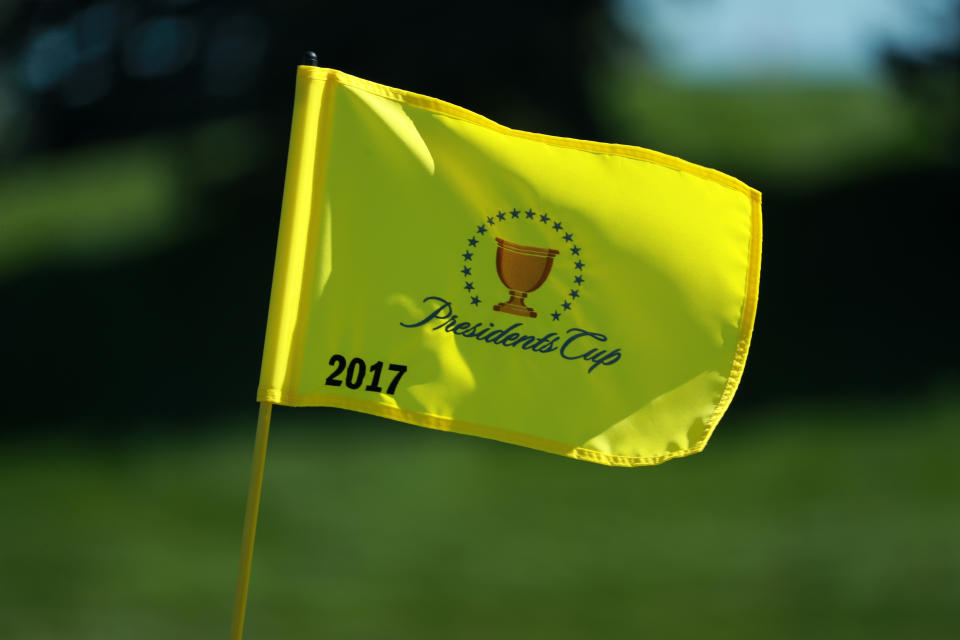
[258,66,762,467]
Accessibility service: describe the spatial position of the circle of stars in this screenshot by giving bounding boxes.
[462,208,584,320]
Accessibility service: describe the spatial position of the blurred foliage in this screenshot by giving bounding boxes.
[0,117,264,280]
[0,3,957,425]
[1,396,958,638]
[599,72,956,188]
[0,137,183,279]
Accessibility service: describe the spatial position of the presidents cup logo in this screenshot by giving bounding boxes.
[463,208,585,321]
[400,208,620,374]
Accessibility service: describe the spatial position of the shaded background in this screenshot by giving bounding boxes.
[1,1,958,638]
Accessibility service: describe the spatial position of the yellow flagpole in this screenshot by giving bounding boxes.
[229,401,273,640]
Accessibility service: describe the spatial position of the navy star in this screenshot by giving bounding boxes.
[574,260,585,270]
[476,224,487,235]
[569,289,580,299]
[562,232,573,242]
[461,266,472,276]
[571,245,581,255]
[551,311,561,321]
[462,250,473,261]
[562,301,572,311]
[552,221,563,231]
[467,236,478,247]
[470,295,481,306]
[487,216,495,225]
[539,213,550,223]
[525,209,536,219]
[510,209,520,218]
[574,275,584,285]
[464,281,474,291]
[497,211,507,221]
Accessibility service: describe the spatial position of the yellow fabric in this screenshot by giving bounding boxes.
[258,66,762,467]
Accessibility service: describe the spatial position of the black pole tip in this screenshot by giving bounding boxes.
[301,51,319,67]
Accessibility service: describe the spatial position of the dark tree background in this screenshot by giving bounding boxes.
[0,0,956,429]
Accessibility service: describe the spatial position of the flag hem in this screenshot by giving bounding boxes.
[297,66,760,202]
[687,188,763,457]
[257,388,691,467]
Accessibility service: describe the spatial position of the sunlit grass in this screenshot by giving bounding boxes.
[1,394,957,639]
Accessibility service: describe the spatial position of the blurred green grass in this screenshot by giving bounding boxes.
[1,394,958,639]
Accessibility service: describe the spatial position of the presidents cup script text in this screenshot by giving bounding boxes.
[400,296,622,373]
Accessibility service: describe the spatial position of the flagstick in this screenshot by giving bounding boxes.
[229,401,273,640]
[229,52,316,638]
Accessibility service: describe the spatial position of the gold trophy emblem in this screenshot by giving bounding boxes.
[492,237,559,318]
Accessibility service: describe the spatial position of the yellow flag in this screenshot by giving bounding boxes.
[258,66,761,467]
